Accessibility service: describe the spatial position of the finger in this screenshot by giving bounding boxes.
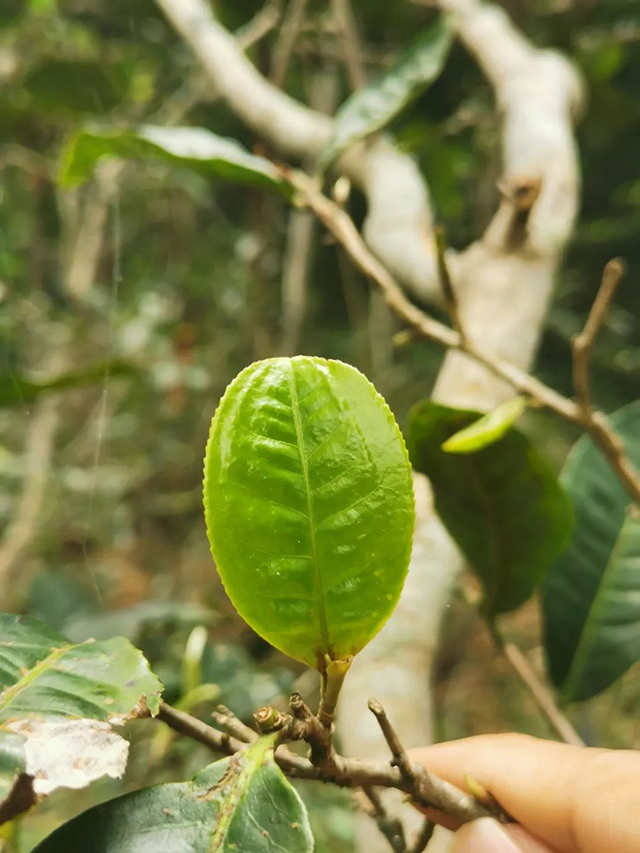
[451,819,556,853]
[411,734,640,853]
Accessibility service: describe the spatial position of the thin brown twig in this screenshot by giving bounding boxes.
[368,698,414,780]
[573,258,625,414]
[285,170,640,504]
[410,818,435,853]
[571,258,640,504]
[434,226,464,342]
[360,786,408,853]
[211,705,257,743]
[158,700,493,823]
[484,626,584,747]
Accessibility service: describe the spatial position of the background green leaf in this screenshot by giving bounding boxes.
[35,735,314,853]
[0,360,137,407]
[60,126,290,193]
[543,401,640,701]
[203,356,415,670]
[406,401,572,618]
[442,397,528,453]
[0,614,163,824]
[317,17,452,172]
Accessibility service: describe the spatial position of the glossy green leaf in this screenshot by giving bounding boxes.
[543,401,640,701]
[0,360,136,407]
[35,735,314,853]
[406,401,572,618]
[203,357,415,670]
[317,17,452,172]
[0,614,163,825]
[60,125,290,193]
[442,397,528,453]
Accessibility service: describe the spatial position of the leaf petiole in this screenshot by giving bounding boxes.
[317,656,352,728]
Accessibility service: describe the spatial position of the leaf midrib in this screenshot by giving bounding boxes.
[0,643,75,717]
[563,509,636,699]
[209,737,275,851]
[288,365,330,658]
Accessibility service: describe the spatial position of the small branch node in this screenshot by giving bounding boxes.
[254,705,288,733]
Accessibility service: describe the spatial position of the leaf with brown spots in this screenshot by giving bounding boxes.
[0,613,163,825]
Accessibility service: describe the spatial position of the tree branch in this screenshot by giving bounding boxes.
[286,172,579,419]
[0,396,60,597]
[331,0,366,90]
[571,258,640,504]
[157,700,495,824]
[486,629,584,748]
[573,258,625,415]
[285,171,640,505]
[360,786,408,853]
[271,0,308,86]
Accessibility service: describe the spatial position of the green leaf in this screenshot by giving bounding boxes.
[35,735,314,853]
[0,360,137,407]
[60,125,290,194]
[543,401,640,701]
[406,401,572,618]
[24,61,125,118]
[0,614,163,825]
[203,357,415,670]
[317,17,452,172]
[442,396,528,453]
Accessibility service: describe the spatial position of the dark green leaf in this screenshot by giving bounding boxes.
[0,360,137,407]
[442,397,528,453]
[0,614,163,824]
[60,126,290,194]
[35,735,314,853]
[24,61,125,117]
[543,401,640,701]
[317,17,452,172]
[203,357,415,670]
[406,401,572,618]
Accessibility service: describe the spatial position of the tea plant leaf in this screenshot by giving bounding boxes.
[60,126,289,194]
[406,401,572,619]
[203,357,415,670]
[442,396,528,453]
[318,17,452,171]
[35,735,314,853]
[0,614,163,824]
[543,401,640,701]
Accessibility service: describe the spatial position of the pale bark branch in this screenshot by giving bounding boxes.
[286,173,584,418]
[331,0,367,89]
[0,396,60,596]
[154,0,441,302]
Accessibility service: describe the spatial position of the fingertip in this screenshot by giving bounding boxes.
[451,819,555,853]
[451,819,521,853]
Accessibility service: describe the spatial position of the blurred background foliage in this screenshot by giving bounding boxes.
[1,0,640,849]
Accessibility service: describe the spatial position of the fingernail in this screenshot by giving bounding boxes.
[451,818,521,852]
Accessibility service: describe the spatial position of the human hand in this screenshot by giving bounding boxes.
[412,734,640,852]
